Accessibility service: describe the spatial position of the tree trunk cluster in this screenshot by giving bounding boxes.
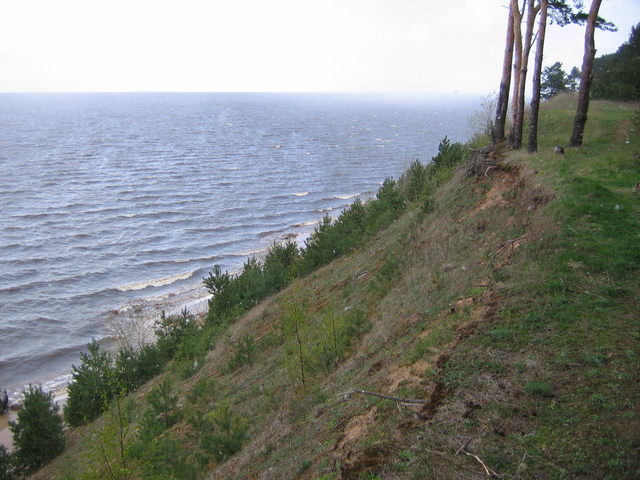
[493,0,605,153]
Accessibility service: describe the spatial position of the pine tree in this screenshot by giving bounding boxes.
[0,445,15,480]
[64,339,116,427]
[9,385,65,476]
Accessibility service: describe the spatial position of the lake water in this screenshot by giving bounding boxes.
[0,92,478,400]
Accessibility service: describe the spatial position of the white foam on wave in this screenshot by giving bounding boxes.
[115,271,195,292]
[292,192,309,197]
[230,246,269,258]
[294,219,322,228]
[336,193,360,200]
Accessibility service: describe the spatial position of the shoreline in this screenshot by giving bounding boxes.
[0,227,316,451]
[0,292,211,451]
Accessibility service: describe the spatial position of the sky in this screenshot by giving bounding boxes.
[0,0,638,94]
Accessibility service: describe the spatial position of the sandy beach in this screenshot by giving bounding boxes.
[0,409,18,452]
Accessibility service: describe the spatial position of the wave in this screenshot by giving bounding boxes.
[292,219,322,228]
[292,192,309,197]
[229,246,270,258]
[115,271,196,292]
[334,193,360,200]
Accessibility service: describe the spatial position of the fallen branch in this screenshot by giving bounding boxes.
[464,451,499,477]
[455,438,473,456]
[482,236,526,276]
[336,389,428,406]
[456,439,499,477]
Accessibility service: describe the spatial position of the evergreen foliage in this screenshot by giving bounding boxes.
[78,395,135,480]
[139,436,197,479]
[0,445,14,480]
[224,334,258,372]
[146,380,180,431]
[154,309,197,361]
[541,62,580,99]
[9,385,65,476]
[200,403,248,462]
[592,23,640,101]
[114,343,164,392]
[64,339,117,427]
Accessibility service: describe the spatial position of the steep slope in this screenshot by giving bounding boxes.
[32,97,639,480]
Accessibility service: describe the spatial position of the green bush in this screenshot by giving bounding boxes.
[200,403,248,462]
[224,334,258,373]
[203,265,235,323]
[139,436,197,479]
[401,159,431,202]
[146,380,180,431]
[154,308,199,361]
[263,240,300,291]
[431,136,466,171]
[0,445,15,480]
[9,385,65,476]
[299,214,338,274]
[187,376,216,406]
[64,339,117,427]
[114,343,165,392]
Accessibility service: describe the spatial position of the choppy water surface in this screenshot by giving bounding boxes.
[0,92,478,396]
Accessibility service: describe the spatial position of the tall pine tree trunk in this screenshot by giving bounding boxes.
[528,0,548,153]
[507,0,524,149]
[569,0,602,147]
[509,0,540,150]
[513,0,540,149]
[493,5,515,144]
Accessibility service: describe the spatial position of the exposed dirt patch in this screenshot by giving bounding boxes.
[383,360,430,394]
[472,165,521,214]
[333,406,378,460]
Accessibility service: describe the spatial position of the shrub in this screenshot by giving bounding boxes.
[299,214,338,274]
[64,339,117,427]
[154,308,198,361]
[203,265,234,322]
[224,334,258,373]
[9,385,65,476]
[139,436,197,479]
[114,343,164,392]
[200,402,248,462]
[146,380,180,431]
[401,159,431,202]
[263,240,300,292]
[0,445,14,480]
[431,136,466,170]
[187,376,216,406]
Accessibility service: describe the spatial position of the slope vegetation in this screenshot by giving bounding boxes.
[33,96,639,479]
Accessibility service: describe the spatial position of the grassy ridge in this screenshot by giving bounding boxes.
[31,95,639,479]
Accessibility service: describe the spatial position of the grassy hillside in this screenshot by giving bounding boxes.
[32,95,639,480]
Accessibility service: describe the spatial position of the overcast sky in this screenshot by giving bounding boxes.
[0,0,637,94]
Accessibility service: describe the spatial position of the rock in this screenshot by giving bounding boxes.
[554,146,565,155]
[10,403,22,411]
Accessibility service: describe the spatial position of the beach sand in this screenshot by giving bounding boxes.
[0,410,17,452]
